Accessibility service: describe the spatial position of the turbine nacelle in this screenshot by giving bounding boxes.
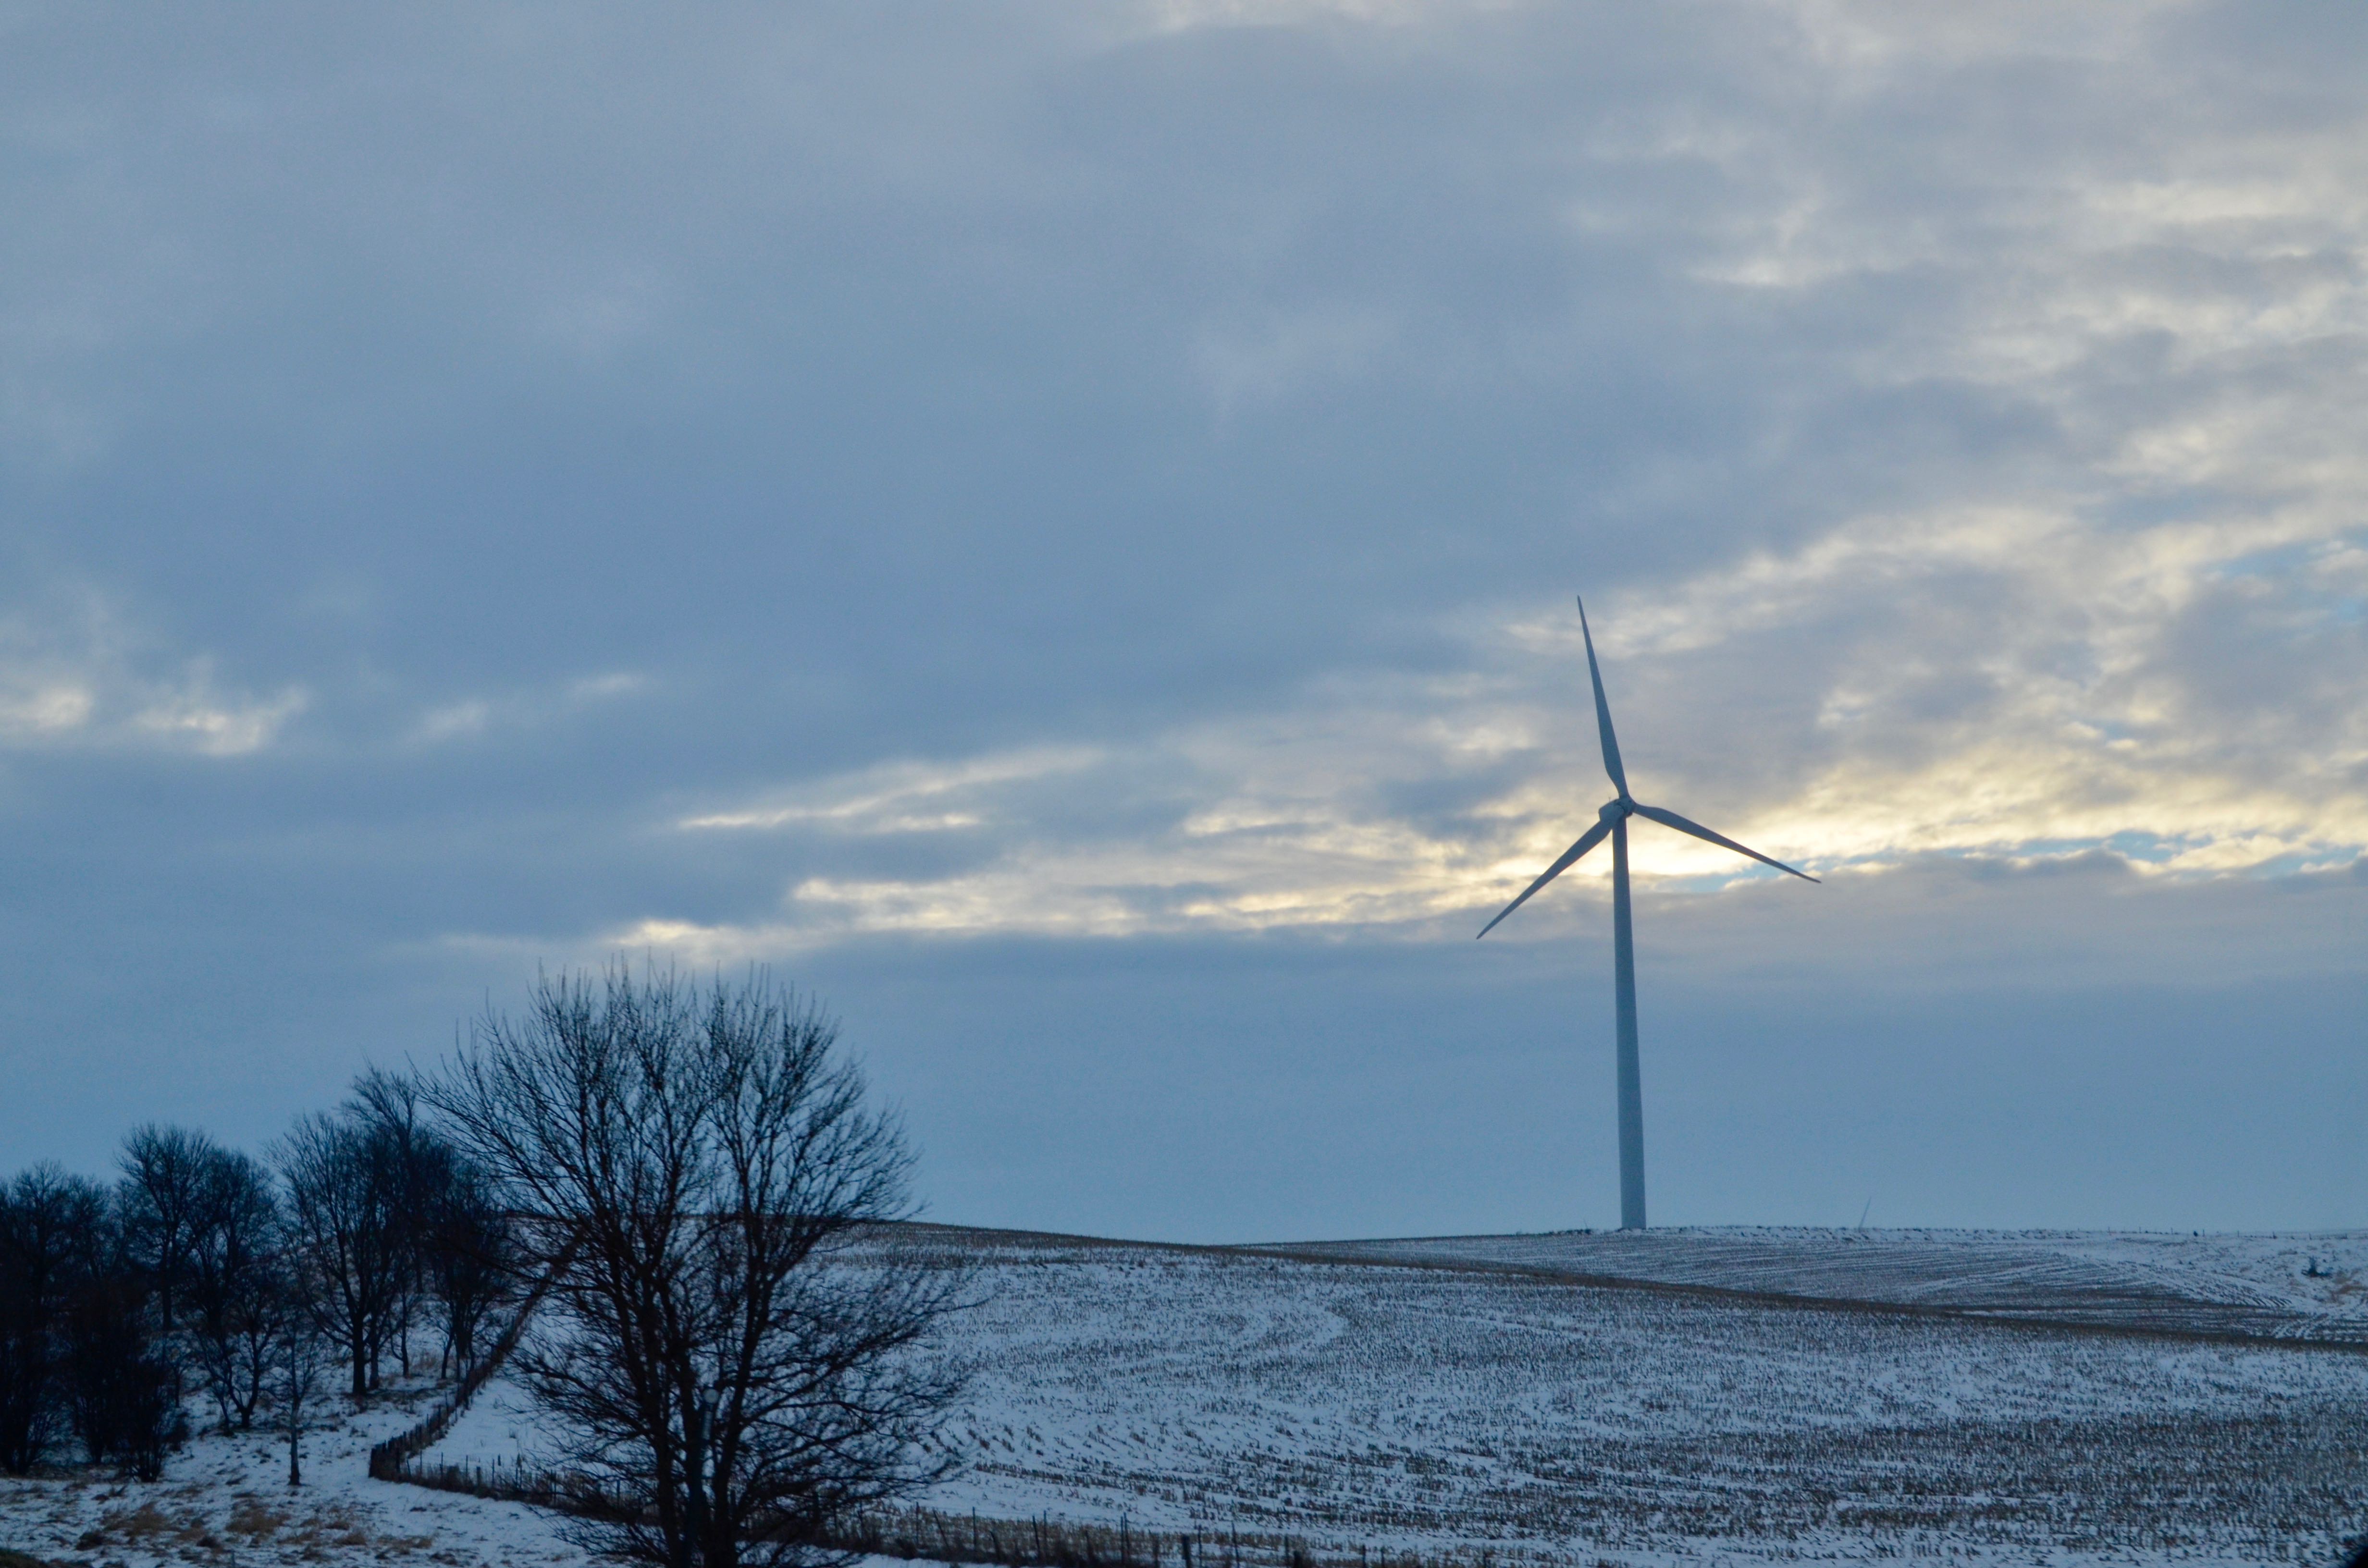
[1477,597,1816,944]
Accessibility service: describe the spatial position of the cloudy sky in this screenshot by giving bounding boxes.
[2,1,2362,1240]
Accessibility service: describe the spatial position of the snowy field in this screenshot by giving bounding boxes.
[422,1226,2368,1565]
[883,1230,2368,1566]
[1265,1227,2368,1343]
[9,1226,2368,1568]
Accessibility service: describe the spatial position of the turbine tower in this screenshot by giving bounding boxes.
[1478,597,1817,1230]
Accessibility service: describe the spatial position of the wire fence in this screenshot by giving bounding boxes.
[382,1452,1477,1568]
[366,1244,569,1483]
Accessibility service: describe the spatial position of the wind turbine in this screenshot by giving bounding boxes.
[1478,597,1817,1231]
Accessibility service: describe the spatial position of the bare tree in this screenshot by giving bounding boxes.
[0,1166,110,1473]
[348,1069,519,1383]
[118,1125,214,1335]
[61,1225,178,1480]
[3,1167,184,1477]
[276,1112,406,1398]
[430,967,965,1568]
[419,1148,514,1377]
[350,1068,445,1379]
[275,1314,331,1487]
[186,1148,287,1431]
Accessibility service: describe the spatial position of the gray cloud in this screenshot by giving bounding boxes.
[0,1,2361,1232]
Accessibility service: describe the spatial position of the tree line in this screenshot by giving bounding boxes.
[0,1070,518,1482]
[1,967,966,1568]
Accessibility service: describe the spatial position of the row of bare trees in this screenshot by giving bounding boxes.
[279,1071,515,1399]
[0,1082,519,1480]
[0,1164,179,1478]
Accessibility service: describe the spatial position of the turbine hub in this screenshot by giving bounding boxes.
[1598,797,1631,822]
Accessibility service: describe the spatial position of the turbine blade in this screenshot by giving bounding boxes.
[1476,817,1616,938]
[1578,597,1630,799]
[1630,802,1820,882]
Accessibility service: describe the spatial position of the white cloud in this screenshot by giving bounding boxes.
[132,682,307,757]
[412,700,493,744]
[0,600,304,758]
[0,681,95,738]
[1192,304,1400,418]
[406,671,652,747]
[679,748,1102,834]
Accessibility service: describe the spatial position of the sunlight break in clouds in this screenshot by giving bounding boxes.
[1580,506,2368,875]
[652,542,2364,950]
[649,449,2366,950]
[641,671,1810,949]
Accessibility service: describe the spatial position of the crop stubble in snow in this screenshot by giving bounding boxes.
[1273,1228,2368,1344]
[904,1231,2368,1563]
